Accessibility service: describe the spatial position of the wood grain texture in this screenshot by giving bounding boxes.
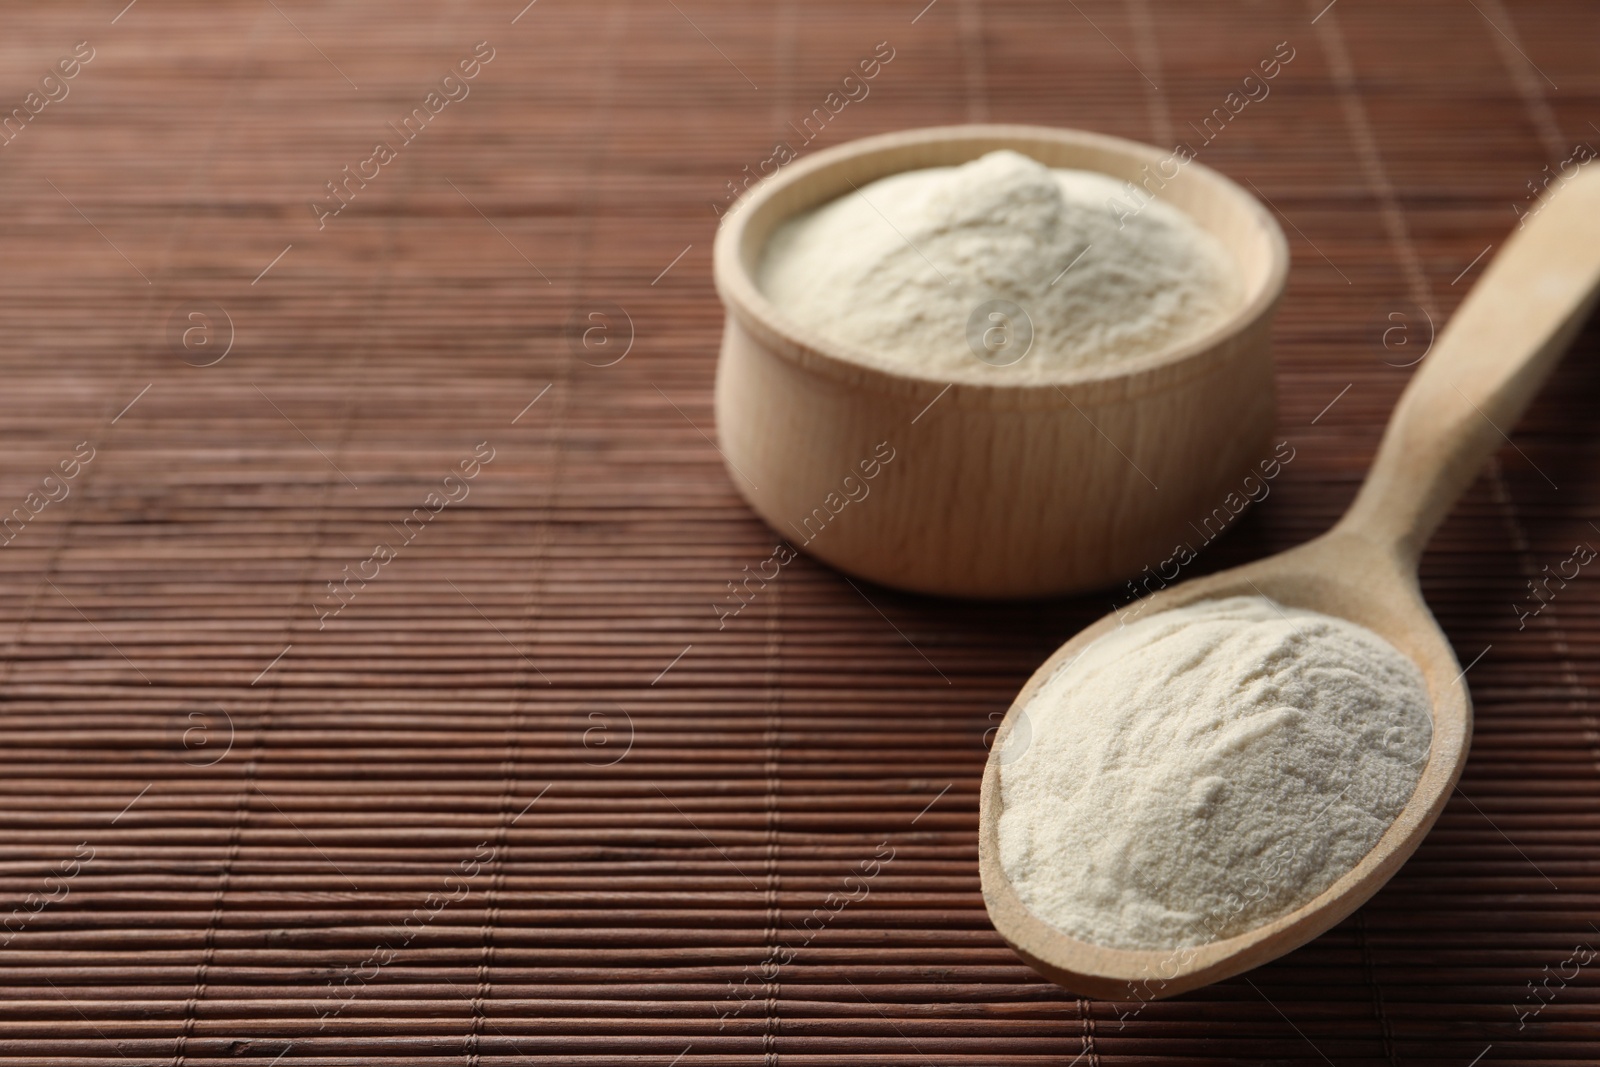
[980,166,1600,999]
[713,124,1287,598]
[0,0,1597,1063]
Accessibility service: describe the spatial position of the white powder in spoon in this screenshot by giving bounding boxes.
[997,595,1431,950]
[757,149,1238,382]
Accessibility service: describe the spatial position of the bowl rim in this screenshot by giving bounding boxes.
[713,123,1290,407]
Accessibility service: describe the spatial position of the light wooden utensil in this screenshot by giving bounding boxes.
[714,125,1288,598]
[979,167,1600,1000]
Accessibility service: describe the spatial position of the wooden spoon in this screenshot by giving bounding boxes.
[979,167,1600,1000]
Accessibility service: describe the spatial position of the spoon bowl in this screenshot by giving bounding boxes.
[979,167,1600,999]
[980,530,1465,999]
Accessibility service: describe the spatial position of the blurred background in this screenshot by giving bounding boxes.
[0,0,1596,1062]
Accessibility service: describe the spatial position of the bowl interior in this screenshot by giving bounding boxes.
[719,123,1288,390]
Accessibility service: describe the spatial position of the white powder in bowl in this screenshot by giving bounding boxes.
[757,149,1239,382]
[997,595,1432,950]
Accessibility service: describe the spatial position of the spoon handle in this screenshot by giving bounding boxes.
[1335,167,1600,562]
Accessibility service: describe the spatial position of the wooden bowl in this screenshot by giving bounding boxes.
[712,124,1288,598]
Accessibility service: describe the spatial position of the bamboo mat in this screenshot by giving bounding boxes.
[0,0,1597,1063]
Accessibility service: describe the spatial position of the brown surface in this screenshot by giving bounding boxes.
[0,0,1597,1063]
